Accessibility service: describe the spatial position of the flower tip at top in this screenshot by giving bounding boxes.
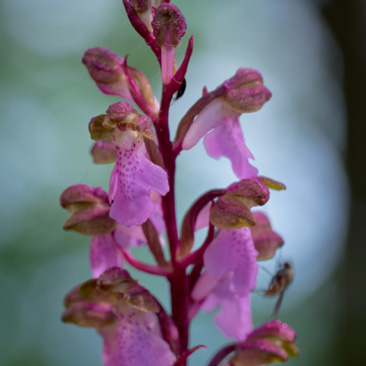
[152,3,187,48]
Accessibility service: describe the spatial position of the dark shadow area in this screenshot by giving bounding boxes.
[323,1,366,364]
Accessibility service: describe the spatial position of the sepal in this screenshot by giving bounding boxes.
[79,267,160,313]
[60,184,116,236]
[258,176,286,191]
[91,139,118,164]
[250,212,284,261]
[89,114,114,141]
[210,178,270,230]
[62,301,116,328]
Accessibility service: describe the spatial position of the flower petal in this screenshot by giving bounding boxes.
[204,228,258,294]
[109,133,169,227]
[204,117,257,179]
[90,235,124,278]
[115,308,175,366]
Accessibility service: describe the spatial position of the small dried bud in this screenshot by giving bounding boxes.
[152,3,186,47]
[91,140,118,164]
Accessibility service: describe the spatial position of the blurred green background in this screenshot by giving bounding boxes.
[1,0,364,365]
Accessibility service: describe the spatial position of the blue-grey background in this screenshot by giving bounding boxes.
[1,0,361,365]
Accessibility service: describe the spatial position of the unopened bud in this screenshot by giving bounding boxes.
[226,178,270,208]
[230,320,299,365]
[152,3,186,47]
[83,47,123,84]
[248,320,296,343]
[224,68,272,113]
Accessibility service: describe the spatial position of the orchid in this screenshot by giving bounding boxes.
[182,69,271,179]
[60,1,298,365]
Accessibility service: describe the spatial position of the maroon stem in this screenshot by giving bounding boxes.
[155,82,191,356]
[207,343,236,366]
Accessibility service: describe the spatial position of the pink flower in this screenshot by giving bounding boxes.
[182,69,271,179]
[105,102,169,227]
[192,227,258,340]
[62,268,176,366]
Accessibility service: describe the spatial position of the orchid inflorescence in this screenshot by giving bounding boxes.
[60,1,299,365]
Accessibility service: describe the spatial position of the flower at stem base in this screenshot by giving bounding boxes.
[62,267,176,366]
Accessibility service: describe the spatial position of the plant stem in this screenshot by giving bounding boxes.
[156,83,191,358]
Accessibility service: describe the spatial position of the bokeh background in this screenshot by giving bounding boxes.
[0,0,364,365]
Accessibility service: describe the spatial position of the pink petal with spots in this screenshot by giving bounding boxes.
[109,138,169,228]
[90,235,124,278]
[204,117,258,179]
[204,228,258,295]
[99,324,120,366]
[115,308,175,366]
